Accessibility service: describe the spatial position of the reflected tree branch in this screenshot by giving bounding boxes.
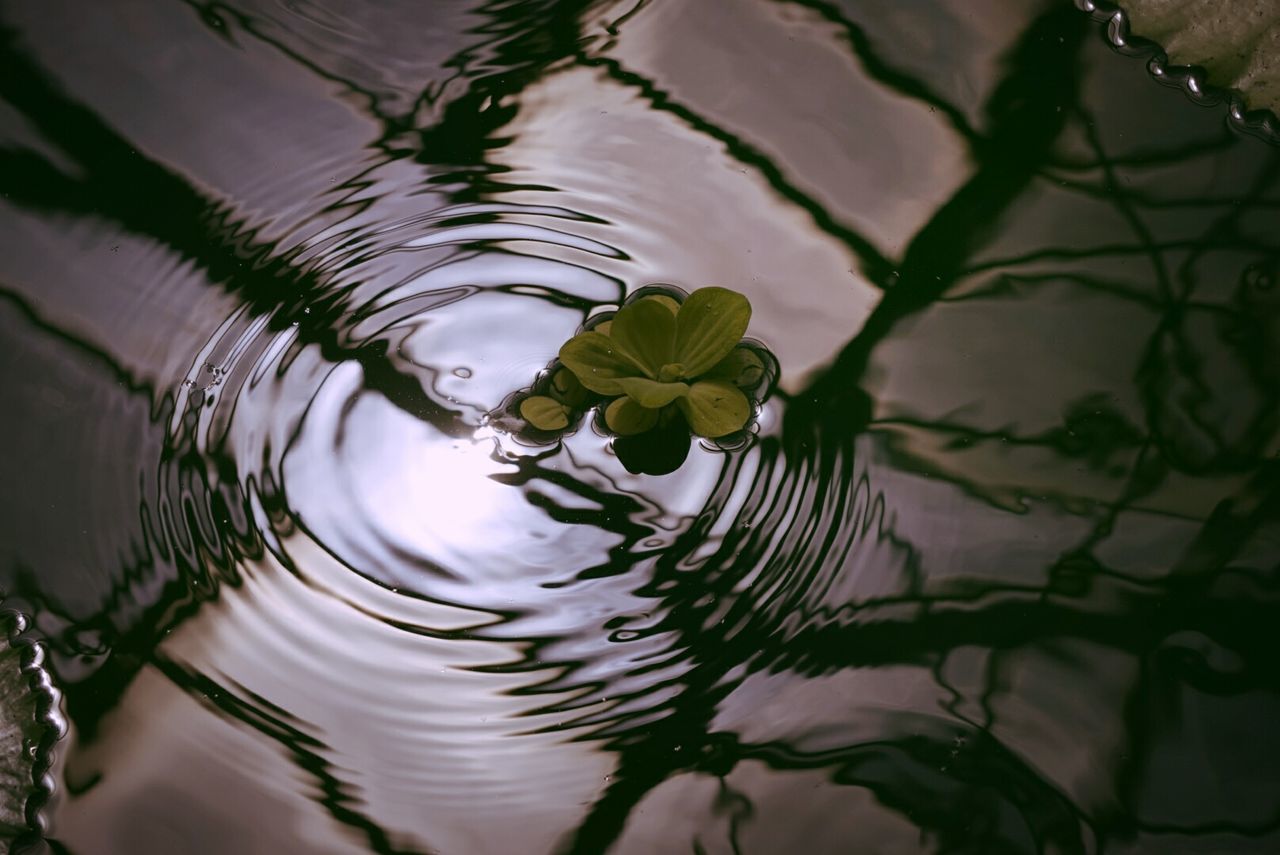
[789,5,1089,430]
[775,0,981,147]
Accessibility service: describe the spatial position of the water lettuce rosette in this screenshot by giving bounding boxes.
[515,286,769,474]
[520,288,763,436]
[564,287,758,437]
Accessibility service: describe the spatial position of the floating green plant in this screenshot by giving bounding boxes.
[518,367,589,432]
[514,286,770,474]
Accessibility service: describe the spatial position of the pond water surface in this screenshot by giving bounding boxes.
[2,1,1279,853]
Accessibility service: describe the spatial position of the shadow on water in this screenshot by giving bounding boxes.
[0,0,1278,852]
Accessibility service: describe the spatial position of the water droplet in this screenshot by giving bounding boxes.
[1242,264,1276,292]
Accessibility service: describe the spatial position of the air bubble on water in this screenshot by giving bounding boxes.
[1243,265,1276,292]
[453,367,473,378]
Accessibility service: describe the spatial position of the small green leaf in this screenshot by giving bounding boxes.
[643,294,681,315]
[550,368,590,408]
[658,363,685,382]
[616,377,690,408]
[609,297,677,379]
[559,331,642,395]
[674,287,751,377]
[593,320,612,336]
[707,347,765,389]
[677,379,750,438]
[520,396,570,430]
[605,396,660,435]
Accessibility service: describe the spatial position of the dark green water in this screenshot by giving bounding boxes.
[1,1,1278,852]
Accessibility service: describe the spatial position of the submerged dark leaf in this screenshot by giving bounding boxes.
[614,413,692,475]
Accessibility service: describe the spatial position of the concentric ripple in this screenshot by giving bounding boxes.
[108,179,1013,851]
[89,192,811,851]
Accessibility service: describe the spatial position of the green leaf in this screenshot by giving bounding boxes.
[559,331,642,395]
[677,379,750,438]
[605,396,660,435]
[674,287,751,377]
[520,396,570,430]
[609,297,677,379]
[549,368,590,408]
[643,294,681,315]
[616,377,690,408]
[707,347,765,389]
